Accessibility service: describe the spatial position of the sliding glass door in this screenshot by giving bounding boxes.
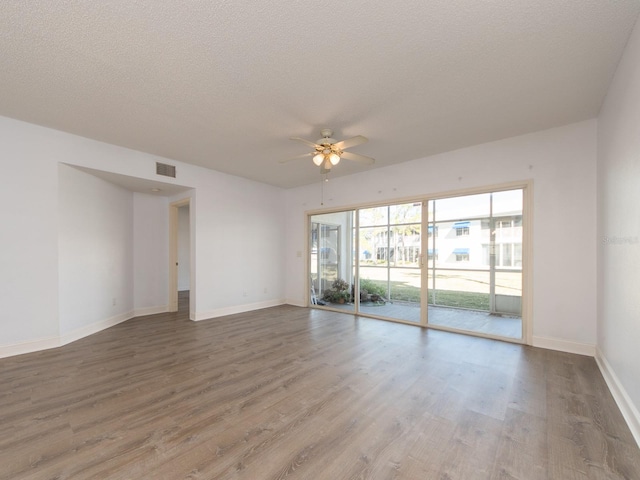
[309,186,526,341]
[358,203,423,323]
[426,189,523,338]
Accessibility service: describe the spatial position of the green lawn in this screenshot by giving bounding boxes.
[364,279,490,311]
[428,289,490,310]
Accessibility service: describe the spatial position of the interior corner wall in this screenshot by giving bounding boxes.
[597,14,640,439]
[284,120,598,350]
[1,114,287,354]
[133,192,169,314]
[58,164,134,337]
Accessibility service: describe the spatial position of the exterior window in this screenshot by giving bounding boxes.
[494,243,523,267]
[453,247,469,262]
[503,244,512,265]
[453,221,470,236]
[514,244,523,267]
[428,226,438,237]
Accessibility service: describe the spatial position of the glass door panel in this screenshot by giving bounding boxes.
[310,211,355,312]
[427,189,523,339]
[490,189,524,338]
[358,203,422,323]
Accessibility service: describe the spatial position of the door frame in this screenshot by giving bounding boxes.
[169,197,191,313]
[306,180,532,345]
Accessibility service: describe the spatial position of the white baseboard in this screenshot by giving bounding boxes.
[595,348,640,449]
[285,298,307,307]
[193,299,286,321]
[0,335,61,359]
[59,310,135,346]
[532,335,596,356]
[134,305,169,317]
[0,307,164,359]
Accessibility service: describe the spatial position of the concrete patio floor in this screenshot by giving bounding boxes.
[320,301,522,339]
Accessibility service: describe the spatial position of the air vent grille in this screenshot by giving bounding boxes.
[156,162,176,178]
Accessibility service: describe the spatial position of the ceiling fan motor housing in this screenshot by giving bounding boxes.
[317,128,336,145]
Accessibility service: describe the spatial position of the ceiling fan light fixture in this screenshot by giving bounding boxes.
[312,153,324,166]
[286,128,374,171]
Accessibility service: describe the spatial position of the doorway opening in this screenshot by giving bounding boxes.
[310,211,355,312]
[169,198,192,315]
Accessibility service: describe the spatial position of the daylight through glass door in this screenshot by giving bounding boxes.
[309,187,525,341]
[358,203,423,323]
[427,189,523,338]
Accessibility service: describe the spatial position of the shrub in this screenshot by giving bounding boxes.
[323,278,352,303]
[359,278,386,297]
[332,278,349,292]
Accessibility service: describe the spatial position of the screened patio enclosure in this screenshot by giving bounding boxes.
[310,211,355,314]
[309,187,526,341]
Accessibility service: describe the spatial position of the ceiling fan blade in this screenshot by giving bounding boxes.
[341,151,375,165]
[290,137,320,149]
[279,152,312,164]
[333,135,368,150]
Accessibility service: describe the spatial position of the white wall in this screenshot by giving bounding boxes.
[597,15,640,442]
[177,205,190,291]
[0,115,285,356]
[0,121,60,350]
[284,120,598,351]
[191,174,286,319]
[133,192,169,314]
[58,164,134,337]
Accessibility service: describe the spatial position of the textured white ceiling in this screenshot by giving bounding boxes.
[1,1,639,188]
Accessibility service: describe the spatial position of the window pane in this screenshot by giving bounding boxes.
[389,203,421,225]
[390,225,421,267]
[359,206,388,227]
[359,226,388,266]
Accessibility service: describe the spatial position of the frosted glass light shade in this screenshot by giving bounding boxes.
[313,153,324,166]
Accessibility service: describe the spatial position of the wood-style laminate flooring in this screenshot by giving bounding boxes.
[1,293,639,479]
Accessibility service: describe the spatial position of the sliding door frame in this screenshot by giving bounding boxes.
[306,180,533,345]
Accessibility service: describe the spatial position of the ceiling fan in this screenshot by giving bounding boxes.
[280,129,375,173]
